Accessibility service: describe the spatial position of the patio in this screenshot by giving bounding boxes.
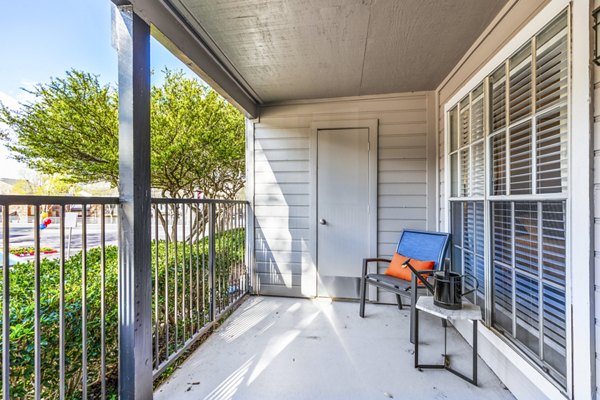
[0,0,593,398]
[155,296,514,400]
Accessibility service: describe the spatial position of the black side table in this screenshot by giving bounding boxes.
[414,296,482,386]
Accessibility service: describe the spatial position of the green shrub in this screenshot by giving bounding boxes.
[1,229,245,399]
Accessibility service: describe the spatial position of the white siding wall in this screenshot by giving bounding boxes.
[250,92,435,302]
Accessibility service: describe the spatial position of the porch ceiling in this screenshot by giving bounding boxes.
[157,0,507,104]
[123,0,506,115]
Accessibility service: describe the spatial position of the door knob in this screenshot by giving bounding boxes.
[319,218,327,225]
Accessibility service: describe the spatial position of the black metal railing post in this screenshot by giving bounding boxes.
[33,206,41,400]
[208,202,216,323]
[2,205,9,400]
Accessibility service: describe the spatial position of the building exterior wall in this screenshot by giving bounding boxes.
[248,92,436,302]
[436,0,594,399]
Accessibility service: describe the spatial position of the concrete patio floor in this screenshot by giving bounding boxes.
[155,296,515,400]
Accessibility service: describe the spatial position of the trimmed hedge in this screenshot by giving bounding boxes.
[1,229,245,399]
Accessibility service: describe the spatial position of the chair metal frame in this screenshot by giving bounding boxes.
[358,229,451,343]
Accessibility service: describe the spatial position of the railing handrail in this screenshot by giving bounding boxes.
[151,198,248,205]
[0,195,120,205]
[0,195,247,206]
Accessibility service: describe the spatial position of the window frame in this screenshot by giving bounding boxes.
[443,7,572,394]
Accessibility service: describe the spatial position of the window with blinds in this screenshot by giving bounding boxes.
[447,10,568,388]
[491,201,567,384]
[451,202,485,311]
[449,85,486,199]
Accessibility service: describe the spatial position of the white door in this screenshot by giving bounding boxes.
[317,128,372,298]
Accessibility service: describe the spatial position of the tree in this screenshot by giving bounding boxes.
[0,69,245,200]
[10,173,81,196]
[0,71,120,186]
[150,70,245,199]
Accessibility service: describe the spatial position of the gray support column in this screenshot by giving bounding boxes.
[112,4,153,399]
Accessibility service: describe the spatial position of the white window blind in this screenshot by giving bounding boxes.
[450,152,458,197]
[542,201,567,381]
[536,15,568,111]
[472,142,485,197]
[491,68,506,132]
[461,148,470,197]
[449,89,486,199]
[514,203,538,276]
[491,201,567,382]
[509,45,532,124]
[451,202,486,311]
[449,106,459,152]
[471,94,485,141]
[509,122,532,194]
[536,14,568,195]
[515,271,539,354]
[536,107,567,194]
[492,201,513,333]
[460,104,470,147]
[491,133,507,195]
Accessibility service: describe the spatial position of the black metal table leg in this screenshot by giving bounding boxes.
[413,314,478,386]
[414,308,419,368]
[472,320,478,386]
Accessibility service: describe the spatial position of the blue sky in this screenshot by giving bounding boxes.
[0,0,197,179]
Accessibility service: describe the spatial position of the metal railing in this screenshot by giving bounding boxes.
[0,195,249,399]
[150,198,248,377]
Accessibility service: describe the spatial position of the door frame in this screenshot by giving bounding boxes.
[309,119,378,299]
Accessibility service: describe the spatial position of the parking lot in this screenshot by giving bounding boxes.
[1,221,120,262]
